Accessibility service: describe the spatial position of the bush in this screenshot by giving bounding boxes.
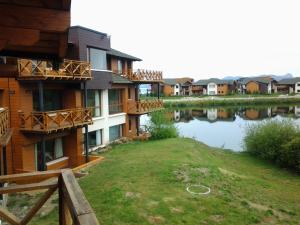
[244,120,300,172]
[282,136,300,172]
[148,110,178,140]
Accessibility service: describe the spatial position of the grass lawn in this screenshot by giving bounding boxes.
[32,138,300,225]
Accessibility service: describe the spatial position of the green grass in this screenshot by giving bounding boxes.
[32,138,300,225]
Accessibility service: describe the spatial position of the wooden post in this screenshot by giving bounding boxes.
[157,83,160,99]
[38,81,46,171]
[83,82,89,163]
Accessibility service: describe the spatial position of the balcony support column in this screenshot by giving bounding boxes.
[38,81,46,171]
[157,83,160,99]
[136,116,140,137]
[83,82,89,163]
[2,146,7,175]
[135,84,139,101]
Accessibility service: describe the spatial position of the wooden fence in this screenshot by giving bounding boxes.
[0,169,99,225]
[19,108,93,133]
[128,99,163,114]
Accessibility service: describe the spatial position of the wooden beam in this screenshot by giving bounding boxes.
[0,170,63,183]
[0,207,21,225]
[0,181,57,194]
[58,33,68,58]
[0,4,70,32]
[0,27,40,47]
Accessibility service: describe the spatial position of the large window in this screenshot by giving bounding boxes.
[209,84,215,88]
[87,90,101,117]
[88,130,102,149]
[35,138,64,170]
[88,48,107,70]
[117,60,123,74]
[108,89,123,114]
[109,125,122,142]
[33,90,62,111]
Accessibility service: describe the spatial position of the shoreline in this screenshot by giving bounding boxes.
[163,95,300,107]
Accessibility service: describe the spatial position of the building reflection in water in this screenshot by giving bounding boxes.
[168,106,300,123]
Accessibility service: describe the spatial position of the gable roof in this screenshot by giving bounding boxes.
[107,48,142,61]
[241,77,271,85]
[193,78,234,86]
[277,77,300,85]
[163,78,178,85]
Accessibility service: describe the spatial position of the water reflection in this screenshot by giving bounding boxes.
[141,105,300,151]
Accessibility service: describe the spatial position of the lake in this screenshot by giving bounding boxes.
[140,105,300,151]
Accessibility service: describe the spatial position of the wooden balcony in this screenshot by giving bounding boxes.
[17,59,92,80]
[113,69,163,83]
[19,108,93,134]
[128,99,164,115]
[0,169,99,225]
[0,108,12,146]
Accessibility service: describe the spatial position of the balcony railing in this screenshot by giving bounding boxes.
[0,108,9,138]
[113,69,163,83]
[18,59,92,80]
[0,169,99,225]
[19,108,93,133]
[128,99,164,115]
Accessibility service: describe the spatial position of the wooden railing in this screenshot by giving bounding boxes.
[128,99,163,115]
[19,108,93,133]
[18,59,92,80]
[0,108,9,138]
[0,169,99,225]
[118,69,163,82]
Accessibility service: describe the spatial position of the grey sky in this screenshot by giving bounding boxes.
[71,0,300,79]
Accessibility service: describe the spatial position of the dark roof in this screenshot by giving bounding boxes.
[111,74,132,84]
[240,77,271,85]
[107,48,142,61]
[277,77,300,85]
[193,78,234,85]
[70,26,108,37]
[163,78,178,85]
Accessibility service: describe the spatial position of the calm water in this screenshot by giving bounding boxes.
[140,105,300,151]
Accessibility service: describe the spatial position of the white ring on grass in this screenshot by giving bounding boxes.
[186,184,211,195]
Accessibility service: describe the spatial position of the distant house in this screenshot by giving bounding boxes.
[192,78,235,96]
[276,77,300,94]
[153,77,193,96]
[237,77,276,94]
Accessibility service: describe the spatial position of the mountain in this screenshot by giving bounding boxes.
[222,73,293,81]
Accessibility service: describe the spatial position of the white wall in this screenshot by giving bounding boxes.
[84,89,126,147]
[174,83,180,95]
[207,83,217,95]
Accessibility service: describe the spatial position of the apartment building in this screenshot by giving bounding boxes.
[68,26,163,151]
[192,78,235,96]
[236,77,277,94]
[153,77,193,96]
[0,1,94,174]
[276,77,300,94]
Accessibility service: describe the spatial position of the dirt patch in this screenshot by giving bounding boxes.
[191,167,209,176]
[218,168,247,179]
[173,169,190,182]
[148,215,165,224]
[163,197,175,202]
[147,200,159,207]
[125,192,141,199]
[209,215,224,223]
[170,206,183,213]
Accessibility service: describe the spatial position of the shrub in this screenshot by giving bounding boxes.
[244,120,300,172]
[148,110,178,140]
[282,136,300,172]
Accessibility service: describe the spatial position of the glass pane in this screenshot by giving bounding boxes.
[109,125,121,142]
[89,48,107,70]
[88,131,97,148]
[108,89,123,114]
[87,90,101,117]
[32,90,62,111]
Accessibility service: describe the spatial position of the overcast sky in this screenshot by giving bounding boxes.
[71,0,300,80]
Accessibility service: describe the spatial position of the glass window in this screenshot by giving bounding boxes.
[33,90,62,111]
[129,119,132,131]
[128,88,131,99]
[109,125,122,142]
[108,89,123,114]
[117,60,123,74]
[88,130,102,149]
[88,48,107,70]
[35,138,64,170]
[87,90,101,117]
[209,84,215,88]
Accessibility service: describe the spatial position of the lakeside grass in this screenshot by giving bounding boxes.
[32,138,300,225]
[164,97,300,108]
